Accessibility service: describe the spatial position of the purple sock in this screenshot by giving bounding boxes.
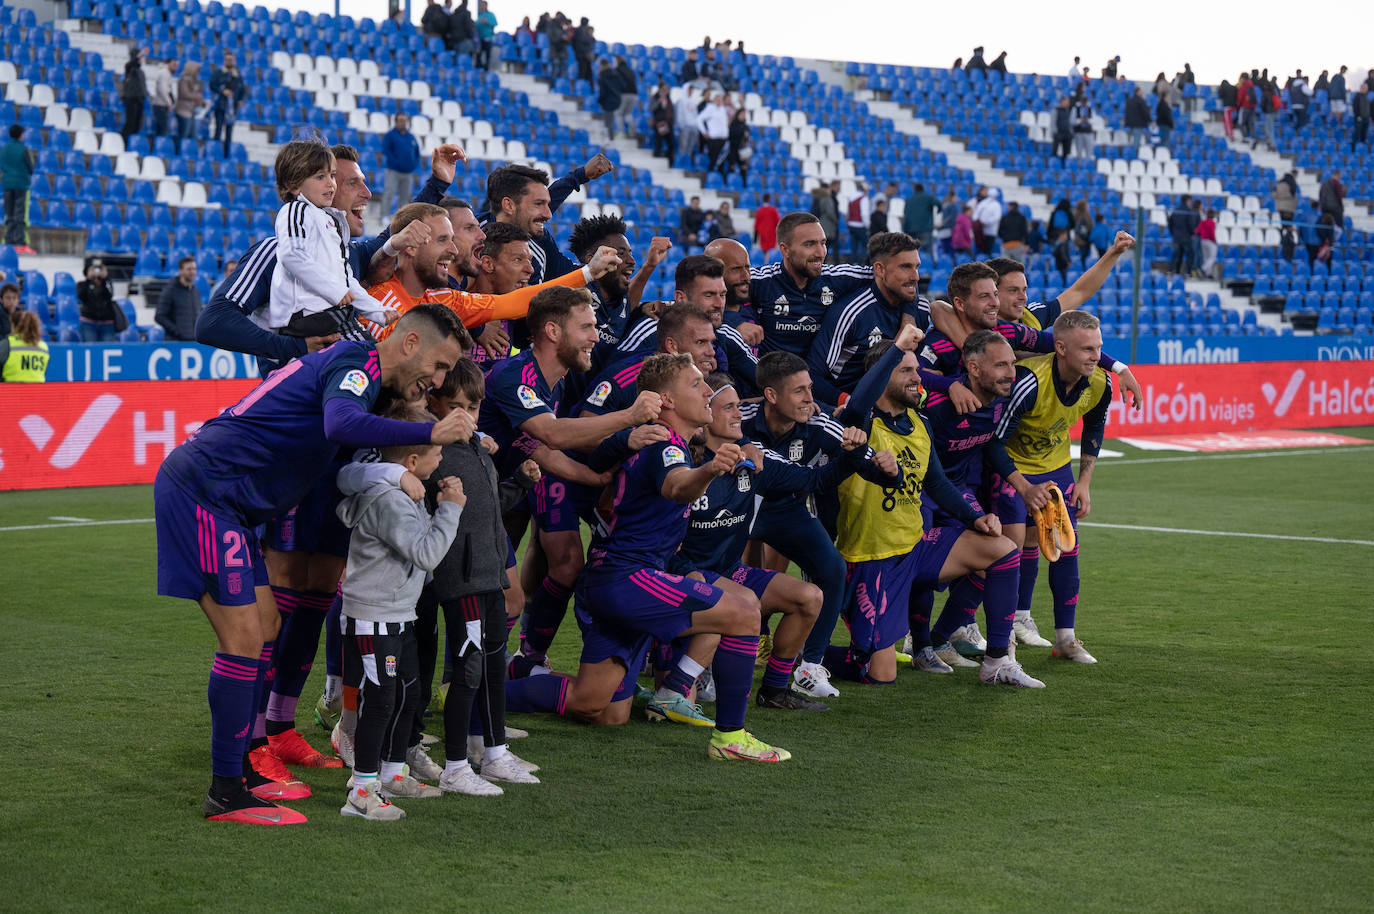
[822,644,869,683]
[907,588,934,648]
[504,673,570,714]
[323,588,342,677]
[266,589,332,734]
[208,653,257,779]
[251,642,273,741]
[711,635,759,731]
[1017,546,1040,614]
[761,653,795,690]
[932,575,984,643]
[981,549,1021,656]
[520,576,574,659]
[661,660,698,697]
[1048,545,1080,629]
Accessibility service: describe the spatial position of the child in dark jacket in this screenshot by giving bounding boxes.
[417,359,542,796]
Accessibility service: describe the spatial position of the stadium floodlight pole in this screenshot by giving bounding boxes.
[1129,205,1144,363]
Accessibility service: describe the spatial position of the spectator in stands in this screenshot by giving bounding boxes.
[447,0,475,55]
[997,201,1028,257]
[965,47,987,74]
[681,49,700,84]
[1299,202,1322,262]
[990,52,1008,74]
[1319,171,1345,226]
[209,52,245,158]
[650,82,674,159]
[1155,94,1174,148]
[727,108,752,181]
[1072,96,1095,159]
[715,200,737,241]
[869,199,889,238]
[1153,72,1174,106]
[1274,172,1298,223]
[1089,213,1112,257]
[544,13,569,72]
[1197,208,1218,276]
[952,205,974,260]
[971,186,1001,256]
[382,114,423,221]
[1050,197,1072,238]
[614,57,638,139]
[811,182,840,261]
[0,282,20,337]
[950,57,963,74]
[156,256,204,341]
[1,125,35,253]
[1329,66,1349,125]
[1167,195,1199,277]
[1052,97,1073,162]
[0,309,46,382]
[937,190,959,258]
[476,1,497,68]
[1104,55,1120,79]
[1071,200,1093,265]
[1236,71,1257,139]
[596,61,623,140]
[573,18,595,83]
[697,92,730,173]
[1051,226,1072,285]
[173,62,203,154]
[77,258,119,342]
[148,58,176,138]
[675,85,700,160]
[1069,56,1083,81]
[120,46,148,142]
[680,195,705,244]
[516,16,535,43]
[421,0,448,40]
[901,182,938,256]
[1217,79,1238,139]
[1354,83,1371,151]
[1288,71,1310,131]
[845,183,872,261]
[1256,77,1279,149]
[1315,214,1336,265]
[1025,219,1045,260]
[1124,86,1151,147]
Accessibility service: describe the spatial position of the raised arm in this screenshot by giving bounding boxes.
[1058,230,1135,310]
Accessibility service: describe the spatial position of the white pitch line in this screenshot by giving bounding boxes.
[1103,445,1374,466]
[49,515,93,522]
[0,517,154,533]
[1079,521,1374,547]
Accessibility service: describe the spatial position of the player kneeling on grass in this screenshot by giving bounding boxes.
[506,353,790,762]
[335,405,465,821]
[665,372,900,712]
[827,324,1045,688]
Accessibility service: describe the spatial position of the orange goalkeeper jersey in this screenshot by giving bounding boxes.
[366,267,589,340]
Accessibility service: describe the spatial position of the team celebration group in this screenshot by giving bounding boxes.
[157,138,1145,825]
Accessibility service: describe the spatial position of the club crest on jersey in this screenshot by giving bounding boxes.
[587,380,613,407]
[338,369,369,396]
[663,445,687,466]
[385,655,397,677]
[736,471,751,492]
[788,440,804,461]
[227,572,242,595]
[517,385,544,409]
[820,286,834,307]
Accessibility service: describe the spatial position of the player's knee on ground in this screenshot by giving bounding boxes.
[589,698,633,726]
[866,646,898,684]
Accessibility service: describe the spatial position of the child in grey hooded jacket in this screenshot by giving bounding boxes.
[333,418,465,822]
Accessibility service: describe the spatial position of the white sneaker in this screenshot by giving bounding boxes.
[340,781,405,820]
[379,772,443,798]
[902,634,913,655]
[979,654,1046,688]
[480,752,540,785]
[503,726,529,740]
[913,646,953,673]
[439,765,503,796]
[949,623,987,656]
[405,744,443,781]
[696,667,716,702]
[1013,614,1053,647]
[1052,638,1098,664]
[792,661,840,698]
[331,721,355,768]
[933,642,979,668]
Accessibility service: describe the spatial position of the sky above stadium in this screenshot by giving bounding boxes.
[293,0,1355,88]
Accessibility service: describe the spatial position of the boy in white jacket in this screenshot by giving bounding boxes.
[334,403,466,821]
[268,140,396,338]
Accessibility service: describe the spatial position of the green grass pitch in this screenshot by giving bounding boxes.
[2,429,1372,912]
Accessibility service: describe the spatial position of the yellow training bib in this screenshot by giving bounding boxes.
[1004,354,1107,475]
[836,409,932,563]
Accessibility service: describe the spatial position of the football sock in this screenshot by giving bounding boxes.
[761,653,796,690]
[504,673,570,714]
[659,655,705,699]
[252,642,274,740]
[483,744,510,764]
[1048,545,1080,629]
[208,653,258,779]
[907,588,934,649]
[379,760,404,781]
[443,759,472,776]
[352,771,378,793]
[267,589,333,733]
[712,635,759,731]
[1017,546,1040,614]
[520,576,573,658]
[323,588,342,678]
[932,575,984,643]
[982,548,1021,657]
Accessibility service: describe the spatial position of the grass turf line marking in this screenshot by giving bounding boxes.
[1079,521,1374,547]
[0,517,155,533]
[1104,445,1374,466]
[49,515,93,522]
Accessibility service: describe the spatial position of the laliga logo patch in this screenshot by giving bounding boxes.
[662,445,686,466]
[587,380,613,407]
[517,385,544,410]
[788,440,804,462]
[338,369,369,396]
[385,655,397,677]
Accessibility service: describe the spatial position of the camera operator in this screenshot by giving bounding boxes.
[77,257,120,342]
